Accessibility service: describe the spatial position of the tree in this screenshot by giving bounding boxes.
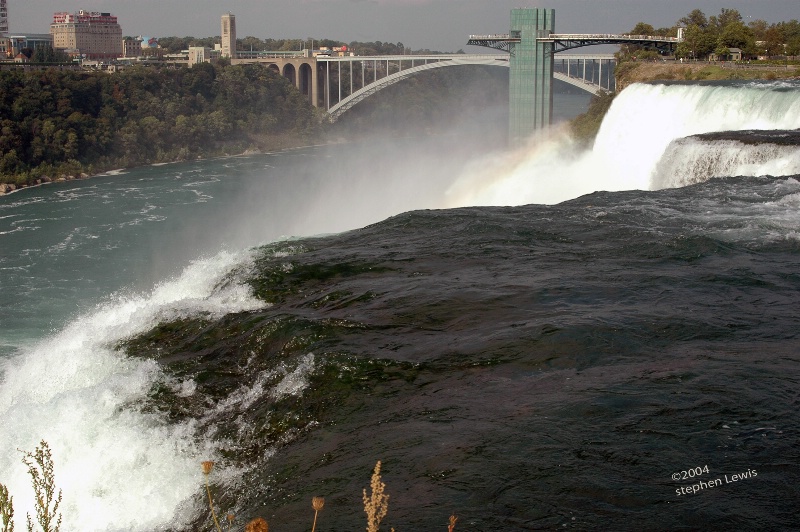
[679,9,708,29]
[787,37,800,57]
[618,22,658,61]
[748,19,769,41]
[629,22,655,36]
[676,24,715,59]
[711,8,743,31]
[31,46,72,63]
[763,26,785,57]
[718,20,754,51]
[239,36,266,52]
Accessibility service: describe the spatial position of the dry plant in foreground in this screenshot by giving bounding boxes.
[201,461,222,532]
[245,516,268,532]
[22,441,62,532]
[363,460,389,532]
[0,483,13,532]
[448,514,458,531]
[311,496,324,532]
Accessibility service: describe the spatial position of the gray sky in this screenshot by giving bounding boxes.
[10,1,799,51]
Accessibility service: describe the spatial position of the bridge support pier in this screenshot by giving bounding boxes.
[509,8,555,146]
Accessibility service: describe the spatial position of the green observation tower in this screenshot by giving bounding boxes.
[468,8,556,145]
[509,8,555,145]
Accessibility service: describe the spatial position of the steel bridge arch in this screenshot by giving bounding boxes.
[326,56,606,121]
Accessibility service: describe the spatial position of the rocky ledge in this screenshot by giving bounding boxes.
[0,173,91,195]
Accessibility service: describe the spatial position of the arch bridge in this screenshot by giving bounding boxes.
[235,52,616,122]
[318,53,615,121]
[234,8,679,144]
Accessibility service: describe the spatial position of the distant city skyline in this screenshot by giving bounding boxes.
[8,1,799,52]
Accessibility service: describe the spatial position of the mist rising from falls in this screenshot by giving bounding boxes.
[447,80,800,206]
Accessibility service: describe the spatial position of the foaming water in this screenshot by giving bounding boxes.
[0,251,264,531]
[447,80,800,206]
[653,138,800,189]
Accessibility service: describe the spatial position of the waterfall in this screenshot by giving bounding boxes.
[448,80,800,206]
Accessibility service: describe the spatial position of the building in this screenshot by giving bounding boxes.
[4,33,53,58]
[220,12,235,58]
[710,47,743,62]
[50,9,122,60]
[0,0,8,35]
[188,46,211,66]
[122,37,141,57]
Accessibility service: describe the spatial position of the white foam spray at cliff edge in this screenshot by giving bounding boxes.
[447,80,800,206]
[0,251,264,531]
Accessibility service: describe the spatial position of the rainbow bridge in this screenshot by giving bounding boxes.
[233,8,678,144]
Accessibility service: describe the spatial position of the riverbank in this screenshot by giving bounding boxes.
[0,132,326,197]
[616,60,800,90]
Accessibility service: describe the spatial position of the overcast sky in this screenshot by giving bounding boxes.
[10,1,799,51]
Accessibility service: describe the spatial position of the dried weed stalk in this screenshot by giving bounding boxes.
[21,441,61,532]
[244,517,268,532]
[201,461,222,532]
[362,461,389,532]
[448,514,458,531]
[311,496,324,532]
[0,483,13,532]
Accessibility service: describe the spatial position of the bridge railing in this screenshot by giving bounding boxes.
[545,34,680,42]
[467,34,519,41]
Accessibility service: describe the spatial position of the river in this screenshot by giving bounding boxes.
[1,81,799,530]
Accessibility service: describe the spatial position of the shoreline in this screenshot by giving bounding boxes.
[0,139,340,198]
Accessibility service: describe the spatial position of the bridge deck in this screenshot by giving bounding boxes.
[316,53,614,63]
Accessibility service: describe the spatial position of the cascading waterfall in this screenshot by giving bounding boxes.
[652,133,800,189]
[447,80,800,206]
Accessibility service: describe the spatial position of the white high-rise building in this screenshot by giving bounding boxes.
[0,0,9,35]
[221,12,236,58]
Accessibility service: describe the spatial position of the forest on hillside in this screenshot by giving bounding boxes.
[0,61,509,188]
[0,63,323,187]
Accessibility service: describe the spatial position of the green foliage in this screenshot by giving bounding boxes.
[29,47,72,64]
[569,91,616,147]
[158,34,445,57]
[21,441,61,532]
[0,63,323,185]
[0,483,13,532]
[670,8,800,59]
[676,23,717,59]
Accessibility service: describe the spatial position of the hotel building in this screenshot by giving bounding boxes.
[50,9,122,59]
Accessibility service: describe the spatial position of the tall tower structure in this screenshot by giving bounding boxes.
[0,0,9,35]
[509,8,555,145]
[221,12,236,58]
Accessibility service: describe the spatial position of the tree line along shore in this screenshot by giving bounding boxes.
[0,62,323,192]
[0,59,512,193]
